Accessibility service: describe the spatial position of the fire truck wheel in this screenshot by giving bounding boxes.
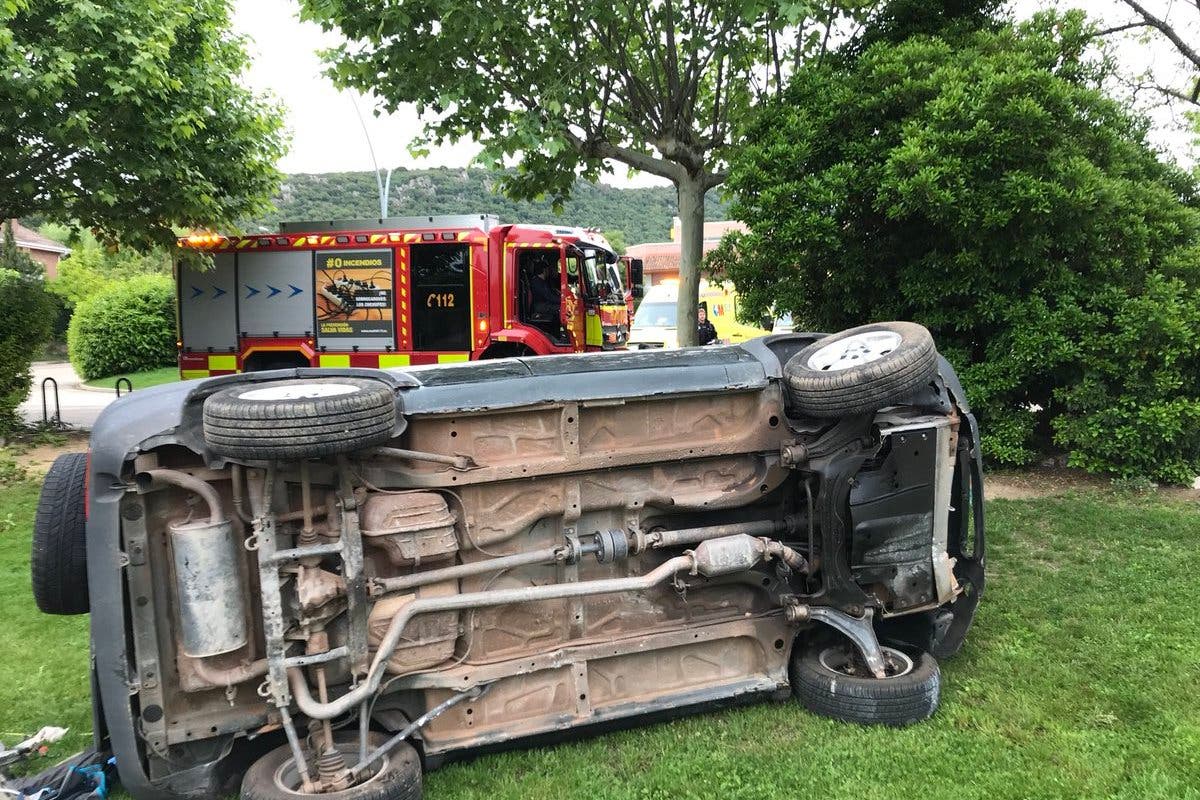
[31,452,90,615]
[782,321,937,418]
[203,378,396,461]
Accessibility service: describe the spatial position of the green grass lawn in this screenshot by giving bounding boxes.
[82,366,179,391]
[1,483,1197,799]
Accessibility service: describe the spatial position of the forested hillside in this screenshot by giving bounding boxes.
[248,169,728,245]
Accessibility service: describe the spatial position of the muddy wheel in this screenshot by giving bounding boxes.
[31,452,89,615]
[783,321,937,417]
[203,378,396,461]
[241,732,421,800]
[791,642,940,726]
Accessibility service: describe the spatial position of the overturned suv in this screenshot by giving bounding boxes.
[32,323,984,800]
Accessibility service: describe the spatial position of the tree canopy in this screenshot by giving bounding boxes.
[299,0,866,345]
[0,0,287,251]
[245,168,726,245]
[709,10,1200,482]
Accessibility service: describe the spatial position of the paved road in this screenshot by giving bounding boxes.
[19,362,117,430]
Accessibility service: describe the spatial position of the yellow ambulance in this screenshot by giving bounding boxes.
[627,279,776,349]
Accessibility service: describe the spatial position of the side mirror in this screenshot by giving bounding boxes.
[630,258,644,299]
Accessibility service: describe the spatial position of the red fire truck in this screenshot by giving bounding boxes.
[175,215,641,378]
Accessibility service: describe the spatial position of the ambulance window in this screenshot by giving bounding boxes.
[410,243,471,351]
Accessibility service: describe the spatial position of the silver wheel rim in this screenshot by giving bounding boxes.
[818,645,915,679]
[271,748,388,795]
[807,331,903,371]
[238,383,360,402]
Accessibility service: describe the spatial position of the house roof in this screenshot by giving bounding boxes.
[626,240,723,274]
[8,220,71,255]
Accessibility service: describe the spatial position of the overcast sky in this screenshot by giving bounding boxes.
[232,0,1198,185]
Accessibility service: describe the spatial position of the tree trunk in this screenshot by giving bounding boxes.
[675,172,705,348]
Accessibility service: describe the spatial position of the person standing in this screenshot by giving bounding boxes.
[697,305,718,346]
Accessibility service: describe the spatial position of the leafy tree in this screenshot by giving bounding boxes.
[0,222,53,431]
[299,0,865,345]
[602,230,628,255]
[252,168,726,245]
[0,0,287,252]
[48,233,170,310]
[709,10,1200,483]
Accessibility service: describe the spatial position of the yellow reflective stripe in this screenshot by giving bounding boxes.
[293,237,308,246]
[378,354,411,368]
[318,354,351,367]
[437,353,469,363]
[585,312,603,347]
[207,354,238,371]
[369,234,386,244]
[181,370,210,380]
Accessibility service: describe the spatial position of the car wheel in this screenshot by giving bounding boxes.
[782,321,937,417]
[31,452,89,615]
[203,378,396,461]
[241,732,421,800]
[791,641,940,726]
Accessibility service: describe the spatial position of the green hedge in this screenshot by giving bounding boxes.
[68,275,177,380]
[0,224,54,433]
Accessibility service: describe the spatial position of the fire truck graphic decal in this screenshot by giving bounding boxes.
[189,286,228,301]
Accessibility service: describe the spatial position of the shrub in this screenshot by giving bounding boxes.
[0,225,54,433]
[709,11,1200,483]
[48,235,171,311]
[68,275,177,380]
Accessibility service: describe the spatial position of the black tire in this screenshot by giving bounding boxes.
[31,452,89,615]
[791,641,940,726]
[783,321,937,418]
[241,732,421,800]
[204,378,396,461]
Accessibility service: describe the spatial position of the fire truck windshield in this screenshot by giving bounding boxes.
[575,246,623,304]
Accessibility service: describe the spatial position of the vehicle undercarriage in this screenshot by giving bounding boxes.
[36,328,984,800]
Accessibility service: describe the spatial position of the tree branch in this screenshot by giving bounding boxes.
[1155,79,1200,104]
[562,128,684,182]
[703,170,727,190]
[1094,20,1151,37]
[1118,0,1200,69]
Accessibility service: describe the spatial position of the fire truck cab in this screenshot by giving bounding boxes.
[176,215,632,377]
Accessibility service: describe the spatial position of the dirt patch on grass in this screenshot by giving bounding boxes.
[8,432,90,480]
[986,466,1200,502]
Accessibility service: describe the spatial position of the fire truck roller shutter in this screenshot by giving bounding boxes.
[237,250,315,337]
[179,253,237,352]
